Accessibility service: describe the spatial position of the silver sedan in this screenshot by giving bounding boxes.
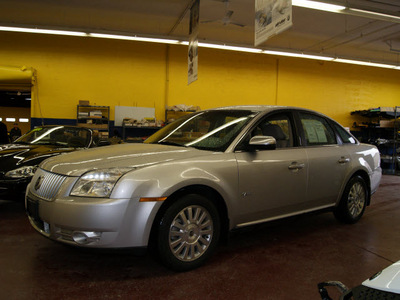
[26,106,382,271]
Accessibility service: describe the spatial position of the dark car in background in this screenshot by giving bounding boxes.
[0,125,99,200]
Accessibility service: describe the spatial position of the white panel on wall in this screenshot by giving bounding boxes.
[114,106,155,126]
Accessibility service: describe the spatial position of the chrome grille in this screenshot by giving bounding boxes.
[30,169,67,201]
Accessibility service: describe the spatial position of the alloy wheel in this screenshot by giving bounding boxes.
[168,205,213,262]
[347,182,366,218]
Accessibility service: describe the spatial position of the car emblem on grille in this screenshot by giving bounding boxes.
[34,175,44,191]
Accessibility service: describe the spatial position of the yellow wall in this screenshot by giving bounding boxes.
[1,31,400,128]
[276,58,400,125]
[1,32,167,122]
[168,47,278,108]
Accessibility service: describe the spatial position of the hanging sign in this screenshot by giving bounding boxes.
[255,0,292,46]
[188,0,199,85]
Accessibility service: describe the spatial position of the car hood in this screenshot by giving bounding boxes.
[0,144,76,173]
[40,143,212,176]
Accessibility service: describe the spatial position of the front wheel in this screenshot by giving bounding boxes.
[156,194,220,272]
[334,175,368,224]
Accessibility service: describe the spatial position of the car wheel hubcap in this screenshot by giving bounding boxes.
[347,182,365,217]
[169,205,213,262]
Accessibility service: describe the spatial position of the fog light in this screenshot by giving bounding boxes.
[72,231,102,244]
[44,222,50,234]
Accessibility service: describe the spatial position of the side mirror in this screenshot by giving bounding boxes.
[248,136,276,150]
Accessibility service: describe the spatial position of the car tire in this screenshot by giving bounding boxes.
[334,175,368,224]
[156,194,220,272]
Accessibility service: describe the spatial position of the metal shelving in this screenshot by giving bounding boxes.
[351,106,400,174]
[77,105,110,138]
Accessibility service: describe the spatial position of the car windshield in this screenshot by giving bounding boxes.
[145,110,257,151]
[14,126,91,147]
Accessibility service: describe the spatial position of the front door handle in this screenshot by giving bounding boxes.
[288,162,305,171]
[338,157,350,164]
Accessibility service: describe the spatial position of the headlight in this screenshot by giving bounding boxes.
[70,168,133,198]
[6,165,38,178]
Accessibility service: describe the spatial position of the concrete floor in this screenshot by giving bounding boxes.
[1,175,400,300]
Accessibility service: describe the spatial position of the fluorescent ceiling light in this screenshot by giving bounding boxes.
[334,58,397,69]
[292,0,345,13]
[198,43,263,53]
[0,25,399,70]
[292,0,400,22]
[89,33,180,44]
[0,26,87,37]
[263,50,334,61]
[6,118,16,122]
[19,118,29,123]
[349,8,400,21]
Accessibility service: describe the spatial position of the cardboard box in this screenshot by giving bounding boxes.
[90,110,102,118]
[99,131,109,138]
[380,120,399,128]
[380,107,395,112]
[166,111,194,122]
[79,100,90,105]
[78,112,89,118]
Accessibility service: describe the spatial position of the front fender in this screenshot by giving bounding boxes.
[112,153,238,204]
[110,153,239,242]
[111,153,238,244]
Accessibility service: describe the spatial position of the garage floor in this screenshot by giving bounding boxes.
[1,175,400,300]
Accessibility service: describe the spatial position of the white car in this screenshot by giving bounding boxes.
[319,260,400,299]
[26,106,382,271]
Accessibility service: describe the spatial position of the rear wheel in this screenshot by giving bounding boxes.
[334,175,368,224]
[156,194,220,272]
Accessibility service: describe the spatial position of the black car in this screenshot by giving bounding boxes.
[0,125,101,200]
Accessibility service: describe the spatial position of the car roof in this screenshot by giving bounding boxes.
[213,105,278,112]
[209,105,338,124]
[210,105,318,114]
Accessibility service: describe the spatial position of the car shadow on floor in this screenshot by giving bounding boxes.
[30,210,341,280]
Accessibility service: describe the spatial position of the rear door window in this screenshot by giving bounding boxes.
[298,112,336,146]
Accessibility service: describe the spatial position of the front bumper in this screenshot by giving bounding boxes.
[370,166,382,195]
[26,190,162,248]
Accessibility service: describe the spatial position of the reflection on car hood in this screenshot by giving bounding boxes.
[40,143,211,176]
[0,144,76,173]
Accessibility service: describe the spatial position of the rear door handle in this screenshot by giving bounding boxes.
[288,162,305,171]
[338,157,350,164]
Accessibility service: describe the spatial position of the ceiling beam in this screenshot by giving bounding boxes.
[168,0,197,35]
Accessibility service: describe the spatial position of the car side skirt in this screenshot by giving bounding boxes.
[234,203,335,228]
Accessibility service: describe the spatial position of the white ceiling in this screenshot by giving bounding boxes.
[1,0,400,65]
